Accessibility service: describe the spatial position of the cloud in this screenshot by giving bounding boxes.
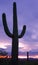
[19,41,32,52]
[0,42,11,49]
[19,40,38,53]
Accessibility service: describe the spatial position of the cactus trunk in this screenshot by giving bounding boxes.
[12,2,18,60]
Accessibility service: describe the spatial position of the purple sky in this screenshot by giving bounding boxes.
[0,0,38,57]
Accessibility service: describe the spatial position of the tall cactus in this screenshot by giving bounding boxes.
[2,2,26,61]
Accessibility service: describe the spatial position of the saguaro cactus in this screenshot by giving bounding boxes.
[2,2,26,61]
[27,52,29,61]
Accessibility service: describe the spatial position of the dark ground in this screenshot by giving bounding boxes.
[0,58,38,65]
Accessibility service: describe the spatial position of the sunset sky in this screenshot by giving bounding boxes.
[0,0,38,58]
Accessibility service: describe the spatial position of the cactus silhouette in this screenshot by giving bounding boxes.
[2,2,26,61]
[27,52,29,61]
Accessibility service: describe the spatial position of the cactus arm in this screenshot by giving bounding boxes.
[2,13,14,38]
[18,25,26,38]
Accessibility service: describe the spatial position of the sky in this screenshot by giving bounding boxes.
[0,0,38,58]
